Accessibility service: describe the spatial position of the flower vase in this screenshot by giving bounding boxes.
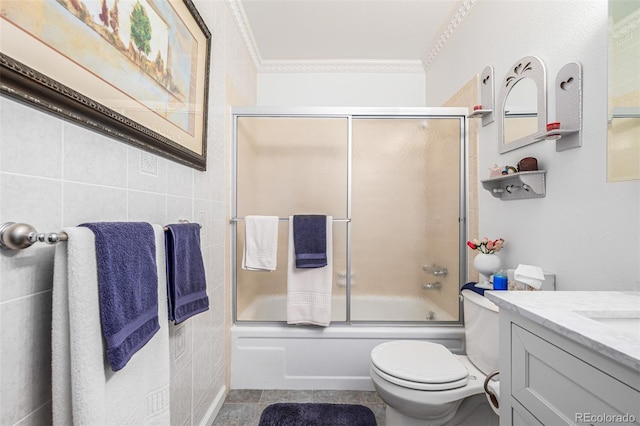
[474,253,501,286]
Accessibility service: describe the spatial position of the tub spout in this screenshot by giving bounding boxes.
[421,282,442,290]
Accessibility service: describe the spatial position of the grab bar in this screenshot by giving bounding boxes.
[0,221,199,251]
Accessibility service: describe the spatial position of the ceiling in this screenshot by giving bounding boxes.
[234,0,464,70]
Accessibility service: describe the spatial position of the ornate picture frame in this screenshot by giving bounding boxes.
[0,0,210,170]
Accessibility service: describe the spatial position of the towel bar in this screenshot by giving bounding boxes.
[0,221,200,251]
[231,217,351,223]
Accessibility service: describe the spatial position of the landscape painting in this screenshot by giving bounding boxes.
[0,0,210,169]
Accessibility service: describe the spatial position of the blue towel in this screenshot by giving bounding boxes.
[80,222,159,371]
[165,223,209,324]
[460,282,484,296]
[292,215,327,268]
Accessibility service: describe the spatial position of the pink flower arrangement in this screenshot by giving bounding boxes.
[467,237,504,254]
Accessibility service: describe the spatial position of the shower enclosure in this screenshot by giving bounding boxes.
[231,107,468,325]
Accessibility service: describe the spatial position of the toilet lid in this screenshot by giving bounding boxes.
[371,341,468,388]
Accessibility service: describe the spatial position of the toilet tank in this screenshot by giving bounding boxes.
[462,289,499,375]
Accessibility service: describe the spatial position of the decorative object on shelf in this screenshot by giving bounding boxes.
[489,164,502,177]
[545,122,562,140]
[468,66,495,127]
[517,157,538,172]
[553,62,583,151]
[481,170,546,200]
[502,165,518,175]
[498,56,547,154]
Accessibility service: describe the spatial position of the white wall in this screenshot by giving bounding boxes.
[426,0,640,290]
[0,1,256,425]
[258,72,425,106]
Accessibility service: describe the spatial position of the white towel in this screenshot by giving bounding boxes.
[242,215,279,271]
[52,225,170,425]
[286,216,333,326]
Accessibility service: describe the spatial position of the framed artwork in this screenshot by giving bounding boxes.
[0,0,211,170]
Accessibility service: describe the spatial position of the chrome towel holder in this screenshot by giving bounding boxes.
[0,222,67,250]
[0,221,198,251]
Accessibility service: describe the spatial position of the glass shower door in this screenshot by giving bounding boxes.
[232,110,467,324]
[234,115,349,321]
[350,117,462,322]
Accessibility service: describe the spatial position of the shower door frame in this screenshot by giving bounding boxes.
[231,106,469,326]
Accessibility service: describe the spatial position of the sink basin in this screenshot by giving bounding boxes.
[574,310,640,338]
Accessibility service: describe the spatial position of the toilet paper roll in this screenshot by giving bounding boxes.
[514,264,545,290]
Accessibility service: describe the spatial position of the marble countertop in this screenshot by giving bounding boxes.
[485,291,640,372]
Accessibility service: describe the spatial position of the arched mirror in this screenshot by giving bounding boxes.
[498,56,547,154]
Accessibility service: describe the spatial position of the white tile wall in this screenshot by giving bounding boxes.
[0,1,257,424]
[0,291,52,425]
[0,101,63,179]
[127,147,168,194]
[63,126,129,188]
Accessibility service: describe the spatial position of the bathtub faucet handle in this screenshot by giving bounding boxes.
[336,271,355,288]
[422,263,448,276]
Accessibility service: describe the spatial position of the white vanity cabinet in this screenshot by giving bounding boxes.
[501,313,639,425]
[485,292,640,426]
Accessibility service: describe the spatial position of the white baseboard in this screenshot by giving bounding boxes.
[199,385,227,426]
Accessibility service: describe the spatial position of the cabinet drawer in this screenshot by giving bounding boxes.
[511,324,640,425]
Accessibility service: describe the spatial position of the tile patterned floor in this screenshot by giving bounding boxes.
[211,389,386,426]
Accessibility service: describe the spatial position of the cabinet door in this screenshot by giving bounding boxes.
[511,400,544,426]
[511,324,640,425]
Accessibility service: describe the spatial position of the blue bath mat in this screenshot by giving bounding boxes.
[258,403,377,426]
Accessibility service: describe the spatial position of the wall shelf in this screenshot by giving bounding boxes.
[481,170,546,200]
[467,66,495,127]
[554,62,582,151]
[468,108,493,118]
[531,128,580,142]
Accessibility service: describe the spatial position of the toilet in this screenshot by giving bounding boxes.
[369,289,500,426]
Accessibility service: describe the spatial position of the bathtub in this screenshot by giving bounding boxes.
[238,294,457,322]
[231,295,464,390]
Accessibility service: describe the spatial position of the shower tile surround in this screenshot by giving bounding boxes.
[0,1,256,425]
[439,76,481,316]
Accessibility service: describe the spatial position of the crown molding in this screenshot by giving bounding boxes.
[227,0,476,74]
[422,0,477,70]
[227,0,262,67]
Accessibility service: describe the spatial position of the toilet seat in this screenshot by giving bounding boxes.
[370,341,469,391]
